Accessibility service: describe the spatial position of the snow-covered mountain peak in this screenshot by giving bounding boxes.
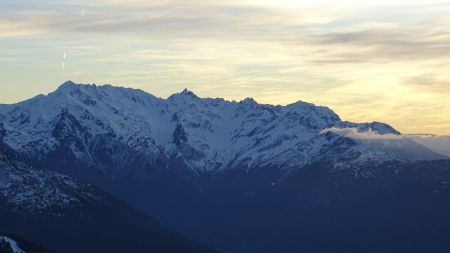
[0,81,441,175]
[59,79,77,88]
[281,101,341,130]
[52,81,155,100]
[180,88,197,96]
[53,80,95,97]
[287,100,336,114]
[168,89,200,103]
[239,97,258,106]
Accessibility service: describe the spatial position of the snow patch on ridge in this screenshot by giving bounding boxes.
[0,236,26,253]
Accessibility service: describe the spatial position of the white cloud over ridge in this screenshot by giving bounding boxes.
[322,128,450,158]
[321,127,403,140]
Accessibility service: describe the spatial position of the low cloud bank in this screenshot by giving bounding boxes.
[322,127,450,158]
[321,127,403,140]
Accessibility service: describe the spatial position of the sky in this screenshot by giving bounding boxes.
[1,0,449,135]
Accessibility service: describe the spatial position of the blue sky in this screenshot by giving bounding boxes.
[1,0,450,134]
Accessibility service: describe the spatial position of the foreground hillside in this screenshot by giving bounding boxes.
[0,142,215,253]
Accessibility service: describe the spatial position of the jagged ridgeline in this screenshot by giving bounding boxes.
[1,81,449,253]
[0,81,443,176]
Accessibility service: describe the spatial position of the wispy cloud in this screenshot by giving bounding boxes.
[403,74,450,94]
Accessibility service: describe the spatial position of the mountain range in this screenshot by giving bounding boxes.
[1,81,449,253]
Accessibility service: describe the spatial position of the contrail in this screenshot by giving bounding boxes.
[62,52,67,71]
